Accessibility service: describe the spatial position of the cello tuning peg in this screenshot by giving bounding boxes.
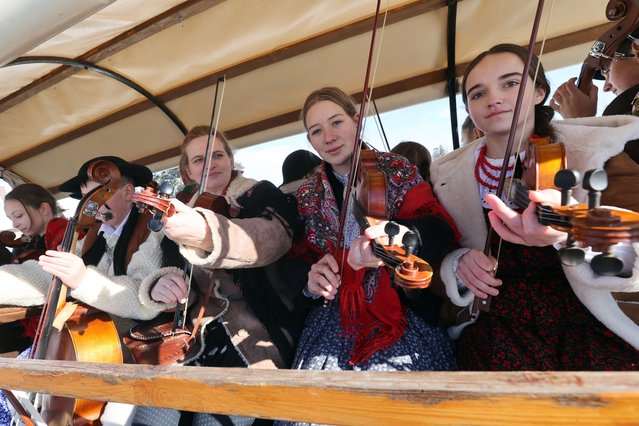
[158,181,175,197]
[590,253,624,276]
[384,221,400,246]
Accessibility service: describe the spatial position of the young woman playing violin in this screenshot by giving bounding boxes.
[2,183,65,264]
[431,43,639,370]
[288,87,458,373]
[0,184,65,354]
[132,126,303,426]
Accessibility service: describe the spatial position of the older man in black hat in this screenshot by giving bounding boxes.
[0,156,183,325]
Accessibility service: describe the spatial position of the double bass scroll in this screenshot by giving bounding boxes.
[577,0,639,94]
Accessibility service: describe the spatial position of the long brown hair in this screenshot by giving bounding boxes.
[461,43,555,139]
[5,183,60,235]
[179,125,235,186]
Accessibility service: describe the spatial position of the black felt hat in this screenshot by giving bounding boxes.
[59,156,153,199]
[281,150,322,185]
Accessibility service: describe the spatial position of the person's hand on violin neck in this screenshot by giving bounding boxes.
[456,249,501,300]
[38,250,87,289]
[347,221,409,271]
[151,271,188,305]
[306,254,340,300]
[348,235,384,271]
[485,189,569,247]
[162,198,213,252]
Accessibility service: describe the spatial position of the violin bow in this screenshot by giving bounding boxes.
[470,0,549,318]
[175,75,226,329]
[336,0,385,253]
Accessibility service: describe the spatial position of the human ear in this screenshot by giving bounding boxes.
[39,202,52,218]
[534,86,547,105]
[123,183,135,201]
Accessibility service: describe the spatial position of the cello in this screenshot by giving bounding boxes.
[29,160,124,426]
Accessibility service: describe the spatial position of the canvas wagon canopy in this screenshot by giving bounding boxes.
[0,0,619,192]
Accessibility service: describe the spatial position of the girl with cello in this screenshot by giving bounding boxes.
[288,86,458,373]
[430,43,639,370]
[132,126,303,426]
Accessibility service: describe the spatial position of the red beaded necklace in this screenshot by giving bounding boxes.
[474,144,515,190]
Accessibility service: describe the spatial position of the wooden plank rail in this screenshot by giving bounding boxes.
[0,359,638,425]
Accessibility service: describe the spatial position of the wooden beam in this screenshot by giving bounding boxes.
[0,359,638,425]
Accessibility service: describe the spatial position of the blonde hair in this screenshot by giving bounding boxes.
[301,87,358,130]
[179,126,234,185]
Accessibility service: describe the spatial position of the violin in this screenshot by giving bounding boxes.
[0,230,33,265]
[472,137,639,316]
[0,217,70,266]
[350,149,433,289]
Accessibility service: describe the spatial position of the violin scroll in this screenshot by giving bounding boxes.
[366,218,433,289]
[133,182,176,232]
[552,169,639,275]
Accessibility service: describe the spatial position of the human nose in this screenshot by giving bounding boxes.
[323,127,336,143]
[486,92,503,108]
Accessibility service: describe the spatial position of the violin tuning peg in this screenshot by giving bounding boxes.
[148,218,164,232]
[583,169,607,209]
[384,221,400,246]
[158,181,175,197]
[554,169,580,206]
[558,245,585,267]
[554,169,580,190]
[402,231,419,257]
[590,253,623,276]
[147,211,165,232]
